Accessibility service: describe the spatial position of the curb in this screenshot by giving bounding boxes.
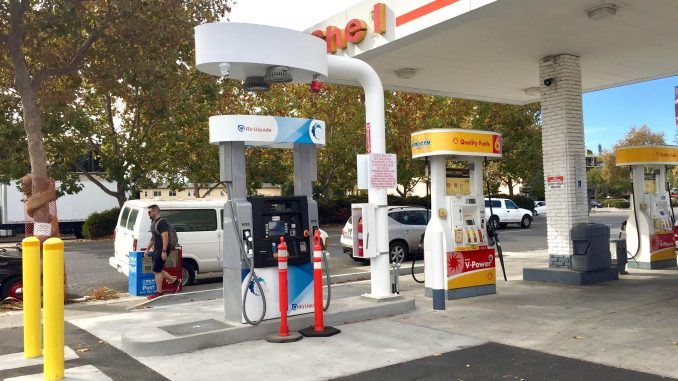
[122,295,416,356]
[132,264,425,309]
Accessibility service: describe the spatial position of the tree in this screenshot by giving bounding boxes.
[1,1,232,209]
[600,125,666,197]
[1,1,114,236]
[467,102,542,196]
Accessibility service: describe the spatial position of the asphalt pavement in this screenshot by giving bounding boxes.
[59,210,629,298]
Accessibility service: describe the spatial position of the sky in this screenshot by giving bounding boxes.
[230,1,678,153]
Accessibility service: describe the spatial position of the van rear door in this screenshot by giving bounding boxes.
[114,206,140,273]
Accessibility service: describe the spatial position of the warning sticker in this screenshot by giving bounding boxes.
[369,153,397,189]
[546,175,564,190]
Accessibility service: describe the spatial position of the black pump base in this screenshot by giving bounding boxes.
[299,325,341,337]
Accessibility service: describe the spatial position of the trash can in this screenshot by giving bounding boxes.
[571,223,612,271]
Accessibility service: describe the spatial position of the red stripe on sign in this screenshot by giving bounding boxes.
[396,0,463,26]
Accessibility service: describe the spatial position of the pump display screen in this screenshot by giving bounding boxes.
[466,219,475,226]
[267,221,286,236]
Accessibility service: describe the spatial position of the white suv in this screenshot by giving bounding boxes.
[340,206,429,263]
[484,198,533,229]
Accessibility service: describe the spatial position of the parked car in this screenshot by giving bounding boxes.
[484,198,533,228]
[341,206,429,263]
[533,201,546,216]
[0,244,23,300]
[109,199,225,286]
[590,200,603,208]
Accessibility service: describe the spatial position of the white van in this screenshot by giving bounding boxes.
[109,199,225,286]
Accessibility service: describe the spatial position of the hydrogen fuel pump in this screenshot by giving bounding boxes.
[411,129,503,308]
[615,145,678,269]
[211,115,329,324]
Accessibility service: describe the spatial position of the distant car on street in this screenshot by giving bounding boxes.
[590,200,603,208]
[533,201,546,216]
[485,198,533,229]
[341,206,429,263]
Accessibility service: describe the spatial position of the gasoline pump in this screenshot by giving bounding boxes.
[410,129,503,309]
[615,145,678,269]
[211,115,334,325]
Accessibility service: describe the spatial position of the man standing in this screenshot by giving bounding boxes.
[144,204,180,299]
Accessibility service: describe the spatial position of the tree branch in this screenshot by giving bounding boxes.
[202,182,225,198]
[72,160,119,198]
[31,31,100,90]
[31,3,112,90]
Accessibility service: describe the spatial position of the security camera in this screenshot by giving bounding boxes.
[543,78,554,87]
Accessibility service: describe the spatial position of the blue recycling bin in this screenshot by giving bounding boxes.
[128,251,157,296]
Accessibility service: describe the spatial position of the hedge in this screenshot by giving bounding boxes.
[600,199,630,209]
[83,208,120,239]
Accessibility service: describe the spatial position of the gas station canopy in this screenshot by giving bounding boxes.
[307,0,678,104]
[615,145,678,166]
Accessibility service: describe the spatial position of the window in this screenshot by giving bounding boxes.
[153,191,162,197]
[162,209,218,232]
[505,200,519,209]
[389,212,405,224]
[126,209,139,230]
[118,207,130,228]
[399,210,428,225]
[169,190,177,197]
[485,200,501,208]
[144,192,148,197]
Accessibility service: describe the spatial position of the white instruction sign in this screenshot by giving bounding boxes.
[369,153,397,189]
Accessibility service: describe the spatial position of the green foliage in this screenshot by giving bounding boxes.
[83,208,120,239]
[596,125,665,198]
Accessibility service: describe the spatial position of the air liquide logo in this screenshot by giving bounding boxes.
[309,120,325,144]
[236,124,272,133]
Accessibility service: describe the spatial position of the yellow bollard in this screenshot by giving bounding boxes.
[22,237,41,358]
[43,238,64,381]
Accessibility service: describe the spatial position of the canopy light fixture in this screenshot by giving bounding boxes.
[395,68,417,79]
[586,3,618,21]
[523,87,541,96]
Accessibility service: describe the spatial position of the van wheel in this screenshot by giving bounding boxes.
[181,261,196,287]
[521,215,532,228]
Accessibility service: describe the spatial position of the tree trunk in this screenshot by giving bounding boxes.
[507,178,514,196]
[7,36,52,232]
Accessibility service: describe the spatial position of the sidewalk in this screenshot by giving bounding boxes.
[2,250,678,380]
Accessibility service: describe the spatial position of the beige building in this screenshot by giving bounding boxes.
[140,183,282,200]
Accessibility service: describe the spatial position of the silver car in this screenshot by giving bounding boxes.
[340,206,429,263]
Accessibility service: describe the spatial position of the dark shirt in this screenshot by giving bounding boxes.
[150,218,169,256]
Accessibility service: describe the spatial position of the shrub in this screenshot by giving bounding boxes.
[83,208,120,239]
